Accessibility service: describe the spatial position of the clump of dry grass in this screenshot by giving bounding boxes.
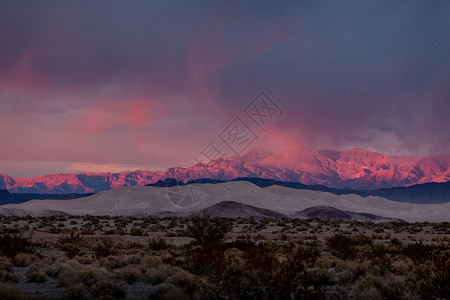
[165,269,198,296]
[145,264,180,285]
[57,262,125,299]
[120,265,142,284]
[0,256,17,282]
[13,253,38,267]
[26,267,49,283]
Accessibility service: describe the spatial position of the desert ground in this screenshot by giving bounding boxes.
[0,214,448,299]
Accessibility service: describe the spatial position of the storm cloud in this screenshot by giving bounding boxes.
[0,0,449,176]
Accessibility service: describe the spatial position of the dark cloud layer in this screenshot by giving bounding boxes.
[0,0,449,176]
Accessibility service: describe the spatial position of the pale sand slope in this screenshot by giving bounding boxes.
[1,181,449,222]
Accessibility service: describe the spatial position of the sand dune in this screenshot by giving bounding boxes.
[1,181,449,222]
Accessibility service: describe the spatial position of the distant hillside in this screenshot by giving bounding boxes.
[157,202,404,221]
[150,177,450,204]
[292,206,406,222]
[0,207,70,217]
[188,201,285,219]
[0,191,94,205]
[0,189,16,205]
[224,178,450,204]
[366,182,450,204]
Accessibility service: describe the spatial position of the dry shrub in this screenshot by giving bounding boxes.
[90,279,125,299]
[402,242,433,264]
[26,268,49,283]
[355,286,383,300]
[314,255,332,270]
[121,266,142,284]
[57,264,124,299]
[100,254,140,270]
[100,255,127,270]
[0,283,23,300]
[311,268,337,286]
[140,255,162,271]
[415,249,450,299]
[0,233,34,258]
[391,259,410,275]
[145,264,180,285]
[61,243,82,259]
[160,251,173,264]
[326,234,372,260]
[187,216,232,245]
[66,283,87,299]
[57,230,84,246]
[379,274,409,300]
[57,231,86,258]
[356,274,381,292]
[187,241,324,299]
[336,260,372,284]
[147,283,189,300]
[130,226,146,236]
[148,237,169,251]
[43,263,61,278]
[80,227,95,235]
[354,273,409,300]
[125,255,141,265]
[165,269,197,295]
[42,252,64,265]
[94,237,118,258]
[0,257,16,282]
[13,253,38,267]
[75,254,94,265]
[230,235,256,251]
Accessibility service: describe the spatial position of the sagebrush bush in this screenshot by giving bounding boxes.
[94,237,118,258]
[165,270,197,296]
[57,230,86,258]
[57,264,125,299]
[145,264,180,285]
[13,253,38,267]
[100,255,128,270]
[140,255,162,271]
[26,268,49,283]
[147,283,189,300]
[415,249,450,299]
[148,237,169,250]
[0,233,34,258]
[130,226,146,236]
[187,216,232,245]
[326,234,372,259]
[391,259,410,275]
[121,265,142,284]
[0,257,16,282]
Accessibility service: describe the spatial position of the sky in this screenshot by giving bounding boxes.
[0,0,449,177]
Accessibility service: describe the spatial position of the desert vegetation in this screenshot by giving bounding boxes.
[0,214,448,299]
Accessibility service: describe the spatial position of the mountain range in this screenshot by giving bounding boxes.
[1,147,449,194]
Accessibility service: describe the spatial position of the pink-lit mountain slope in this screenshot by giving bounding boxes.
[1,147,449,193]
